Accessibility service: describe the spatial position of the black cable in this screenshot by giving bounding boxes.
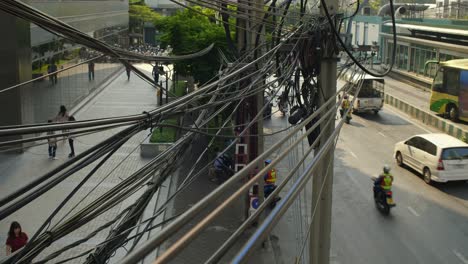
[320,0,397,77]
[0,123,142,210]
[11,134,131,263]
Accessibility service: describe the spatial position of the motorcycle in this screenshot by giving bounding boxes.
[264,184,281,208]
[372,177,396,215]
[340,108,352,124]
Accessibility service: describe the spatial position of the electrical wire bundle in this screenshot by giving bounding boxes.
[0,0,398,263]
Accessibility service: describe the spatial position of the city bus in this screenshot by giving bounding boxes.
[429,59,468,122]
[343,73,385,114]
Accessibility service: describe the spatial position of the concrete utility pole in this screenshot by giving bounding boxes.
[235,0,265,219]
[310,0,338,263]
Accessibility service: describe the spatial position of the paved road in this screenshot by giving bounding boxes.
[331,105,468,264]
[383,75,468,131]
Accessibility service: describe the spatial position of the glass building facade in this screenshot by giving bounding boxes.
[0,0,130,128]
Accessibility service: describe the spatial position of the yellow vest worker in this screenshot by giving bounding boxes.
[264,159,277,185]
[379,165,394,191]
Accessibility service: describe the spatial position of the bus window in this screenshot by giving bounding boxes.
[433,69,444,92]
[460,70,468,116]
[444,68,460,96]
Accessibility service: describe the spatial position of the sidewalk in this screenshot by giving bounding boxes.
[0,65,160,263]
[156,110,314,263]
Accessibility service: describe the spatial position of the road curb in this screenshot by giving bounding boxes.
[384,93,468,140]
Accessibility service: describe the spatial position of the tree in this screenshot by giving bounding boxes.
[129,1,160,23]
[156,6,232,84]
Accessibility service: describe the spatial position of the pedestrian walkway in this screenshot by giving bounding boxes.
[0,64,160,263]
[158,109,314,263]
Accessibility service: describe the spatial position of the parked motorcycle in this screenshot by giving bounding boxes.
[372,177,396,215]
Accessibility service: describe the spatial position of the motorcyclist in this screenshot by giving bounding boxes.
[340,94,351,118]
[209,151,233,183]
[373,165,394,198]
[264,159,277,198]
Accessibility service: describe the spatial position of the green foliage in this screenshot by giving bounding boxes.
[129,2,160,24]
[460,136,468,144]
[150,118,178,143]
[156,6,230,84]
[172,81,187,97]
[369,0,382,11]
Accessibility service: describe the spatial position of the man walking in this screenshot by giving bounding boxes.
[152,64,160,85]
[88,61,95,81]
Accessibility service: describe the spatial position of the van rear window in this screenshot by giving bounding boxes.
[441,147,468,160]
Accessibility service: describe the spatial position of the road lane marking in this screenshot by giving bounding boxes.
[378,132,387,137]
[384,107,432,133]
[453,250,468,264]
[349,151,357,159]
[407,206,420,217]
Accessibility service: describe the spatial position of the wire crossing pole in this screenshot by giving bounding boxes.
[251,0,265,205]
[310,0,339,263]
[237,0,265,220]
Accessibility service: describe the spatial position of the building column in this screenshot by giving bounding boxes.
[0,10,32,146]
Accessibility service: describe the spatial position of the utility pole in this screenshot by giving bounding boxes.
[235,0,265,220]
[310,0,338,263]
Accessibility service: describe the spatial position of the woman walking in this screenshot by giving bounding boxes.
[55,105,69,141]
[55,105,69,123]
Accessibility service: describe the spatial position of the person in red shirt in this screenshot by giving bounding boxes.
[5,221,28,255]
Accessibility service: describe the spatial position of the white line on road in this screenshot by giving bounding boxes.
[378,132,387,137]
[349,151,357,159]
[407,206,420,217]
[453,249,468,264]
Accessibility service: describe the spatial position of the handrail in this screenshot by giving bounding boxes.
[0,54,105,94]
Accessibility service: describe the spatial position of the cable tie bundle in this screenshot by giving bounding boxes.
[44,231,55,247]
[142,111,153,131]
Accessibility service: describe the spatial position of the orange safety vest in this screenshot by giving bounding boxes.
[265,169,277,184]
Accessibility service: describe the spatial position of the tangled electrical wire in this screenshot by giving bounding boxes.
[0,0,397,263]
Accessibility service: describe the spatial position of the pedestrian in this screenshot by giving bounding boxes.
[55,105,69,141]
[153,64,160,84]
[88,61,95,81]
[67,116,76,158]
[47,120,58,160]
[49,61,58,84]
[47,62,54,85]
[126,64,131,81]
[5,221,28,256]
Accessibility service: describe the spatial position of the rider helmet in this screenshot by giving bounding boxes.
[383,164,391,174]
[344,95,349,99]
[265,159,272,165]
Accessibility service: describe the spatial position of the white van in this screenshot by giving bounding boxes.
[394,133,468,184]
[344,74,385,114]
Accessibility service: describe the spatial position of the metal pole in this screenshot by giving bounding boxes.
[310,0,338,263]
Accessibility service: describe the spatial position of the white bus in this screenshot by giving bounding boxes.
[344,73,385,114]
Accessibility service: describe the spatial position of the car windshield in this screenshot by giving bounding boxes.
[441,147,468,160]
